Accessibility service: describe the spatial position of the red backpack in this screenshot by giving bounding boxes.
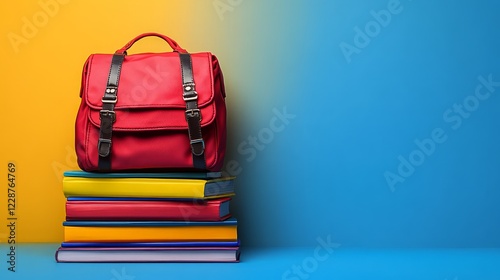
[75,33,227,172]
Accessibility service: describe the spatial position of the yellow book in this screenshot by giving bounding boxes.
[63,176,235,199]
[63,220,238,242]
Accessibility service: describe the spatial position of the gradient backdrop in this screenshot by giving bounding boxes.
[1,0,500,251]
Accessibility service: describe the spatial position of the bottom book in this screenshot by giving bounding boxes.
[55,246,240,263]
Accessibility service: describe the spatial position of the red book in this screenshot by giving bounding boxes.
[66,197,231,221]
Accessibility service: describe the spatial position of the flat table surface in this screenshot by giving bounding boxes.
[1,244,499,280]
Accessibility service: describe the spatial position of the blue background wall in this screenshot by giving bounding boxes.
[214,0,500,248]
[2,0,499,249]
[1,1,500,279]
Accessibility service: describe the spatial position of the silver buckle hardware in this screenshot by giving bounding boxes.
[183,83,198,101]
[183,83,195,92]
[102,96,117,104]
[105,87,117,94]
[102,87,118,103]
[183,91,198,101]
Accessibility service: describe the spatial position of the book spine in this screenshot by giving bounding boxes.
[66,201,223,221]
[62,178,207,198]
[63,226,237,242]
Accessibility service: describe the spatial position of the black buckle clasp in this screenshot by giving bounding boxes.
[99,110,116,122]
[97,138,112,157]
[185,109,201,119]
[190,138,205,156]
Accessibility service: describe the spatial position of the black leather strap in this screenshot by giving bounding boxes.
[179,53,206,170]
[97,53,125,171]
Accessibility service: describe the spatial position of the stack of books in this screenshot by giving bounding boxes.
[55,170,239,263]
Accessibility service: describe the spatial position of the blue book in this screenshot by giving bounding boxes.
[63,218,238,227]
[61,241,240,248]
[63,170,222,179]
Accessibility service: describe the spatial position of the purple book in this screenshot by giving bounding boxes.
[61,241,240,248]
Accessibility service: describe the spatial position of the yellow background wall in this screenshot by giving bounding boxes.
[0,0,226,242]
